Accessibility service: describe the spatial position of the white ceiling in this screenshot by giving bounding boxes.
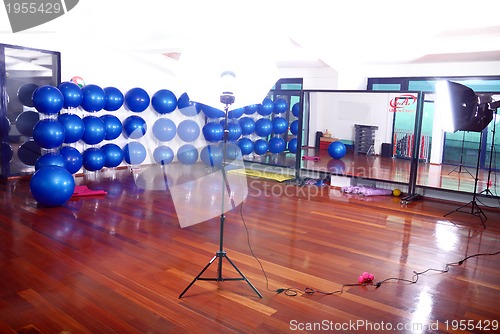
[1,0,500,73]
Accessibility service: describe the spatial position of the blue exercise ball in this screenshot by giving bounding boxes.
[223,142,242,161]
[32,85,64,115]
[81,116,106,145]
[103,87,124,111]
[200,145,223,168]
[269,137,286,154]
[244,104,259,115]
[35,153,66,171]
[254,139,269,155]
[237,137,254,155]
[292,102,300,117]
[228,107,244,119]
[29,166,75,207]
[58,81,83,109]
[274,98,288,114]
[17,83,38,107]
[152,118,176,142]
[177,119,200,142]
[239,117,256,135]
[153,145,174,165]
[227,122,242,141]
[328,141,347,159]
[82,147,105,171]
[290,119,299,136]
[58,113,85,144]
[255,118,272,137]
[258,97,274,116]
[100,114,123,140]
[32,119,65,149]
[177,144,198,165]
[123,115,147,139]
[125,87,150,112]
[15,110,39,137]
[201,104,225,119]
[202,122,224,142]
[272,117,288,134]
[152,89,177,114]
[101,143,124,168]
[123,142,147,165]
[288,138,298,153]
[60,146,83,174]
[81,84,106,112]
[177,92,201,116]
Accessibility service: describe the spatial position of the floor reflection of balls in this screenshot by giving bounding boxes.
[326,159,346,174]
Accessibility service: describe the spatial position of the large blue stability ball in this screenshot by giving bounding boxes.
[269,137,286,154]
[328,141,347,159]
[202,122,224,142]
[35,153,66,171]
[30,166,75,206]
[123,142,147,165]
[81,116,106,145]
[244,104,259,115]
[258,98,274,116]
[274,98,288,114]
[237,138,254,155]
[82,147,105,171]
[223,142,242,161]
[125,87,150,112]
[228,107,244,119]
[58,113,85,144]
[123,115,147,139]
[177,92,201,116]
[32,85,64,115]
[200,145,223,168]
[177,119,200,142]
[226,122,242,141]
[101,114,123,140]
[32,119,65,149]
[290,119,299,136]
[255,118,272,137]
[201,104,225,119]
[81,84,106,112]
[153,145,174,165]
[17,83,38,107]
[177,144,198,165]
[103,87,124,111]
[272,117,288,134]
[101,143,124,168]
[60,146,83,174]
[254,139,269,155]
[288,138,298,153]
[239,117,256,135]
[58,81,83,109]
[152,89,177,114]
[153,118,177,142]
[292,102,300,117]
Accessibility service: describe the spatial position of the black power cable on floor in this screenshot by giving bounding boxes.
[239,200,500,297]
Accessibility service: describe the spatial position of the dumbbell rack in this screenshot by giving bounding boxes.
[354,124,378,155]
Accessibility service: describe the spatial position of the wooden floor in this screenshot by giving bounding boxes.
[1,165,500,333]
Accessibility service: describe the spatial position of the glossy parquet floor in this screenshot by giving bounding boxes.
[0,164,499,333]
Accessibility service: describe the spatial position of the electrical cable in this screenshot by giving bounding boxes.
[239,196,500,297]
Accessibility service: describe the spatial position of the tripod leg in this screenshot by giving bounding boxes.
[224,254,262,298]
[179,255,217,298]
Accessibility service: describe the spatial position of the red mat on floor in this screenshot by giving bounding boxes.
[72,185,107,197]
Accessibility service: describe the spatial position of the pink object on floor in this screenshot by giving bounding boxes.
[72,185,107,197]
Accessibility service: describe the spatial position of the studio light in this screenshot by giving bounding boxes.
[436,80,493,133]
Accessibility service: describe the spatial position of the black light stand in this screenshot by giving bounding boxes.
[480,108,498,196]
[179,91,262,299]
[444,131,487,228]
[448,131,474,178]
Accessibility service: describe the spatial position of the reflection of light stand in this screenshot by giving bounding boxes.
[444,131,487,228]
[448,131,474,178]
[480,109,498,196]
[179,91,262,299]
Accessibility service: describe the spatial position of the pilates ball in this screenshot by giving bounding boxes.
[392,189,401,197]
